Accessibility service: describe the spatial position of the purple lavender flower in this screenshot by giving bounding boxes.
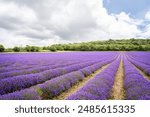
[0,89,40,100]
[67,57,121,100]
[123,56,150,100]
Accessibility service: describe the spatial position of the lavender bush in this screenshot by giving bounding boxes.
[67,57,121,100]
[0,56,115,99]
[123,56,150,100]
[0,52,118,95]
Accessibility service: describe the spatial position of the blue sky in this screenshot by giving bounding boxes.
[104,0,150,19]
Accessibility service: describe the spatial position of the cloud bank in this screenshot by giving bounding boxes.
[0,0,149,47]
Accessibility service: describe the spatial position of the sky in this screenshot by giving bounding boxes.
[104,0,150,19]
[0,0,150,48]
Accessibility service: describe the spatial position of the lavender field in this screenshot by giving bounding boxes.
[0,52,149,100]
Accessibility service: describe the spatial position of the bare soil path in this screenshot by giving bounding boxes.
[132,64,150,81]
[110,60,125,100]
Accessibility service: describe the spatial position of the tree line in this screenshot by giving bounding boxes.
[0,39,150,52]
[0,45,40,52]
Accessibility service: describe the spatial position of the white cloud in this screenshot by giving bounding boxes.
[0,0,149,48]
[0,2,37,24]
[145,10,150,20]
[138,10,150,38]
[143,25,150,38]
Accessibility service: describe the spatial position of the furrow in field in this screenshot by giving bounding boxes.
[123,56,150,100]
[0,60,99,95]
[130,63,150,81]
[52,64,110,100]
[0,57,116,100]
[126,52,150,66]
[126,55,150,76]
[66,56,121,100]
[109,59,125,100]
[0,61,83,79]
[0,56,116,80]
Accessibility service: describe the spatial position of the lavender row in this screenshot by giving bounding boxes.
[0,89,41,100]
[0,52,118,73]
[67,57,121,100]
[0,55,114,82]
[39,58,114,99]
[0,54,116,79]
[0,71,84,100]
[0,53,74,73]
[0,58,114,100]
[123,57,150,100]
[0,61,97,95]
[0,61,84,79]
[126,56,150,76]
[0,55,117,95]
[0,58,76,74]
[0,60,54,73]
[126,52,150,66]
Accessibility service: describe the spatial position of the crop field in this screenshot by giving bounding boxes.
[0,52,149,100]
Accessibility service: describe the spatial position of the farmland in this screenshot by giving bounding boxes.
[0,52,149,100]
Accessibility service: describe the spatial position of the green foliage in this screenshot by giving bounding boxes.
[0,44,5,52]
[47,39,150,51]
[48,45,57,52]
[2,39,150,52]
[5,48,13,52]
[25,45,40,52]
[13,46,21,52]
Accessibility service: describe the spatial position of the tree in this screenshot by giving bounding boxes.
[106,45,111,51]
[25,45,31,52]
[0,44,5,52]
[47,39,150,51]
[49,46,57,52]
[80,44,90,51]
[43,46,48,50]
[13,47,20,52]
[25,45,40,52]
